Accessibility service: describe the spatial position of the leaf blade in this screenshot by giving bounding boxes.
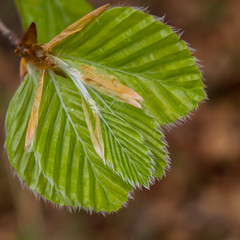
[31,71,132,212]
[15,0,94,43]
[5,75,74,206]
[42,4,109,51]
[54,7,206,125]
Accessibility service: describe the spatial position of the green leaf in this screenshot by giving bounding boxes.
[33,71,134,211]
[54,59,167,185]
[15,0,93,43]
[5,73,132,212]
[6,5,205,212]
[5,74,73,206]
[53,7,206,125]
[89,88,168,178]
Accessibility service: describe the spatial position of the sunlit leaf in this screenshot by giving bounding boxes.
[33,71,133,211]
[5,73,132,212]
[53,7,206,125]
[54,59,163,186]
[5,4,205,212]
[5,74,73,206]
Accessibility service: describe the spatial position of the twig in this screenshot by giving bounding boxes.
[0,19,20,48]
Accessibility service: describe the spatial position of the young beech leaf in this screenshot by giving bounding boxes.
[51,57,155,187]
[5,72,132,212]
[5,3,206,213]
[53,7,206,126]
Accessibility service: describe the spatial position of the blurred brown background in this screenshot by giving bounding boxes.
[0,0,240,239]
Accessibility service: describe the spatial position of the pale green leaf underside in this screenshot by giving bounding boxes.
[54,7,206,126]
[15,0,93,43]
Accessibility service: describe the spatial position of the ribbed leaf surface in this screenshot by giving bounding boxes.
[54,7,206,125]
[5,75,73,206]
[54,76,151,186]
[6,4,206,212]
[15,0,93,43]
[6,74,132,212]
[90,90,168,178]
[32,71,141,211]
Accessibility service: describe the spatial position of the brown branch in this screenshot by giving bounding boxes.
[0,19,20,48]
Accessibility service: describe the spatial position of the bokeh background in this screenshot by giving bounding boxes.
[0,0,240,239]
